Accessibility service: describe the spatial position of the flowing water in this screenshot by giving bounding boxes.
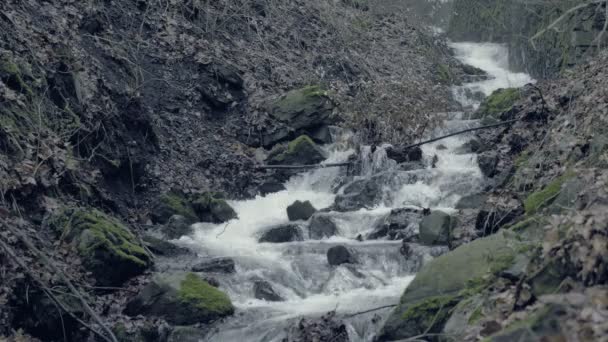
[175,42,534,341]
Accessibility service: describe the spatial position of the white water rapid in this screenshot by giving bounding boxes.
[174,42,534,341]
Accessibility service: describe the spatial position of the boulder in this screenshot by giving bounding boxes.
[125,272,234,325]
[473,88,521,120]
[478,151,499,177]
[268,86,334,131]
[259,224,303,243]
[287,200,317,221]
[192,257,236,274]
[308,213,339,239]
[151,192,199,224]
[192,192,238,224]
[161,214,193,239]
[385,146,423,163]
[367,208,420,241]
[49,208,151,286]
[253,280,284,302]
[143,235,190,257]
[455,138,483,154]
[327,245,357,266]
[258,181,286,196]
[419,210,457,246]
[333,177,383,211]
[266,135,326,165]
[455,193,487,209]
[378,231,528,341]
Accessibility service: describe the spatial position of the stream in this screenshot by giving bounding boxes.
[176,42,534,341]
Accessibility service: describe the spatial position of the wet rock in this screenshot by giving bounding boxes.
[436,144,448,150]
[268,86,334,132]
[151,192,199,224]
[379,231,529,341]
[367,208,420,241]
[286,311,348,342]
[508,133,527,153]
[162,214,193,239]
[192,192,238,224]
[49,208,151,286]
[398,161,426,171]
[287,200,317,221]
[327,245,357,266]
[168,326,207,342]
[333,177,383,211]
[309,213,339,239]
[478,151,499,177]
[192,257,236,274]
[266,135,327,165]
[455,193,486,209]
[253,280,284,302]
[475,194,523,235]
[473,88,521,120]
[308,124,333,144]
[143,235,190,257]
[259,224,303,243]
[419,210,456,246]
[125,272,234,325]
[455,137,483,154]
[258,181,286,196]
[386,146,423,163]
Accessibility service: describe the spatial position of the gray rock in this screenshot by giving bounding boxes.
[143,235,190,256]
[367,208,420,241]
[287,200,317,221]
[168,326,207,342]
[419,210,456,246]
[124,272,234,325]
[259,224,303,243]
[162,214,193,239]
[192,257,236,274]
[258,182,286,196]
[478,151,499,177]
[385,146,423,163]
[266,135,327,166]
[309,213,339,239]
[192,192,238,224]
[327,245,357,266]
[268,86,334,131]
[455,194,487,209]
[253,280,283,302]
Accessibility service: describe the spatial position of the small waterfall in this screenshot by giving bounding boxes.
[171,42,534,342]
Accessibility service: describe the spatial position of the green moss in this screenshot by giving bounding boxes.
[191,192,237,223]
[514,151,530,169]
[468,306,484,324]
[0,56,33,96]
[61,209,150,267]
[401,295,460,330]
[157,192,198,223]
[287,135,314,154]
[300,85,327,97]
[178,273,234,313]
[475,88,520,119]
[524,171,575,214]
[437,64,453,84]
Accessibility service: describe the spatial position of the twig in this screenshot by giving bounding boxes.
[3,222,119,342]
[256,162,351,170]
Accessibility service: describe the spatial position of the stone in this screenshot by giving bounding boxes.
[162,214,193,239]
[268,86,334,131]
[478,151,499,177]
[473,88,521,119]
[287,200,317,221]
[385,146,423,163]
[192,192,238,224]
[456,138,483,154]
[151,192,198,224]
[308,213,339,239]
[327,245,357,266]
[168,326,206,342]
[258,181,286,196]
[125,272,234,325]
[419,210,456,246]
[367,208,420,241]
[192,257,236,274]
[259,224,303,243]
[379,231,529,340]
[253,280,283,302]
[49,208,151,286]
[455,193,486,209]
[143,235,190,257]
[266,135,327,166]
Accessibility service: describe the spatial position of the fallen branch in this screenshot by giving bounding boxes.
[256,162,351,170]
[344,303,398,318]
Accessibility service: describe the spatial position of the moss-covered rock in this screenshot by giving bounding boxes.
[125,272,234,325]
[523,171,574,214]
[191,192,237,223]
[266,135,326,165]
[473,88,520,120]
[378,231,528,340]
[50,208,151,286]
[269,86,334,131]
[419,210,456,246]
[151,192,199,224]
